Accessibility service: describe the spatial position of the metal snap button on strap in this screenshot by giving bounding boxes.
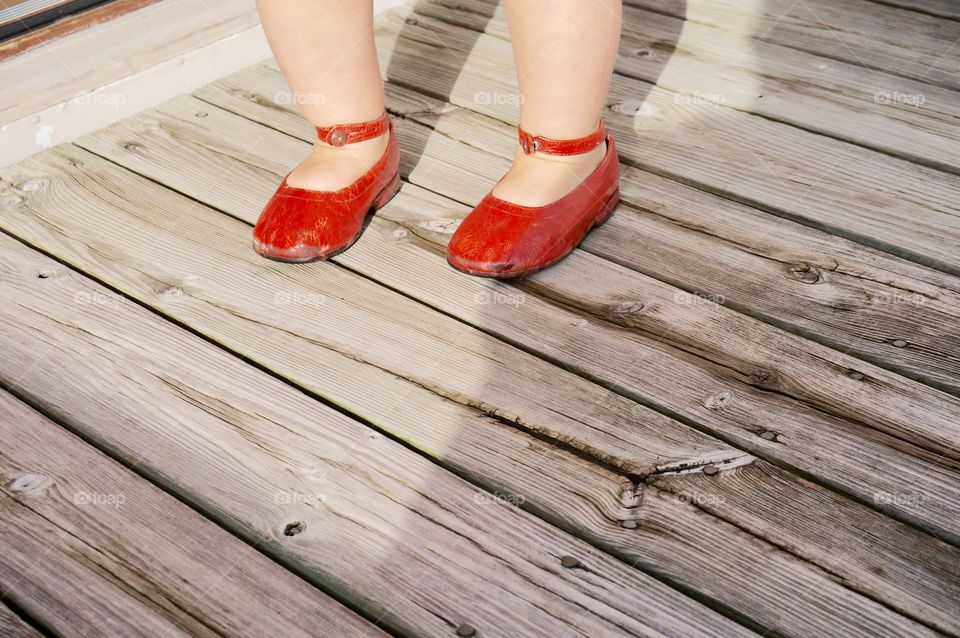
[327,127,348,147]
[521,137,540,154]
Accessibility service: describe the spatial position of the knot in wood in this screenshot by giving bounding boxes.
[612,299,646,316]
[158,286,184,299]
[612,100,645,115]
[747,368,780,388]
[618,483,643,509]
[9,473,48,493]
[787,262,822,284]
[18,179,44,192]
[420,218,458,235]
[703,391,732,410]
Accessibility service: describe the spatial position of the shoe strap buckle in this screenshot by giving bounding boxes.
[517,121,607,156]
[316,112,391,148]
[519,130,542,155]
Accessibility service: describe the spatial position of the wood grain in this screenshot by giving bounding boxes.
[625,0,960,91]
[69,96,960,634]
[867,0,960,19]
[195,63,960,395]
[366,8,960,277]
[0,156,754,638]
[0,389,385,638]
[182,84,960,543]
[0,0,159,62]
[414,0,960,173]
[0,1,956,634]
[0,0,260,124]
[0,601,42,638]
[389,83,960,394]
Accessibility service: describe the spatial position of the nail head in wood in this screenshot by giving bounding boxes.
[759,431,777,441]
[702,465,720,476]
[892,339,908,348]
[455,624,476,637]
[621,519,638,530]
[847,370,865,380]
[560,555,580,568]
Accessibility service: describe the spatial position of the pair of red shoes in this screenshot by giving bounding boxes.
[253,112,620,278]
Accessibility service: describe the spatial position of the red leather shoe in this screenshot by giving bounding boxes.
[446,120,619,278]
[253,112,400,262]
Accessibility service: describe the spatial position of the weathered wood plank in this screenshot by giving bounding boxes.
[0,151,756,638]
[649,459,960,629]
[186,82,960,541]
[367,8,960,277]
[414,0,960,173]
[0,602,42,638]
[869,0,960,19]
[625,0,960,91]
[388,86,960,395]
[0,390,386,638]
[196,63,960,395]
[620,5,960,173]
[71,96,960,634]
[1,153,947,638]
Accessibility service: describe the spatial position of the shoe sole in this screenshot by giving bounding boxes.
[256,171,402,264]
[447,187,621,279]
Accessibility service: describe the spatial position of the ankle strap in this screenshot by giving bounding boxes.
[316,112,390,147]
[518,120,607,156]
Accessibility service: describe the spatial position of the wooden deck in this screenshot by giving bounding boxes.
[2,0,959,636]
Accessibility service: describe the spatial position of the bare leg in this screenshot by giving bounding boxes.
[256,0,387,191]
[494,0,622,206]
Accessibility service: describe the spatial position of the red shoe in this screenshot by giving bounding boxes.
[446,120,619,278]
[253,112,400,262]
